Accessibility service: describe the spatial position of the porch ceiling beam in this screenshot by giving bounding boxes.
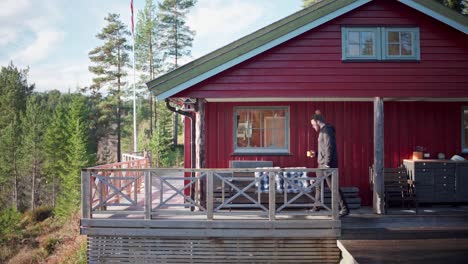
[204,97,468,103]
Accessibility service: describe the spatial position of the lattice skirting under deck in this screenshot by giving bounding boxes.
[87,236,341,263]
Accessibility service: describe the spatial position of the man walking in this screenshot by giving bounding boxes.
[310,110,349,217]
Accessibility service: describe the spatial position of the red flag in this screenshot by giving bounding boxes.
[130,0,134,35]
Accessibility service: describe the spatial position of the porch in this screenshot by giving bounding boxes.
[80,166,342,263]
[339,206,468,264]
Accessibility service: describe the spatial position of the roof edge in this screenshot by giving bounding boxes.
[152,0,372,101]
[399,0,468,34]
[149,0,468,101]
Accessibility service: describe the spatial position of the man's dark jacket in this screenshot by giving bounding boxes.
[317,124,338,168]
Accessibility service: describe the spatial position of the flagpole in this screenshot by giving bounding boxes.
[131,0,137,153]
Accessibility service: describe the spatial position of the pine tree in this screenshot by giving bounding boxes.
[302,0,322,8]
[19,95,47,210]
[149,104,173,167]
[443,0,462,11]
[462,0,468,14]
[43,98,70,207]
[0,63,34,210]
[55,94,90,219]
[437,0,466,13]
[135,0,163,137]
[158,0,196,146]
[88,13,131,162]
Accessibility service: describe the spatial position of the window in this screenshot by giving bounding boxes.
[342,28,380,60]
[382,28,420,60]
[342,27,420,61]
[234,107,289,154]
[463,107,468,153]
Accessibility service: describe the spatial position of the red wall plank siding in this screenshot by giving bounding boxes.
[195,101,467,205]
[384,102,463,168]
[179,0,468,205]
[177,0,468,99]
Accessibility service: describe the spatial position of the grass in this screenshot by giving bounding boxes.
[1,209,85,264]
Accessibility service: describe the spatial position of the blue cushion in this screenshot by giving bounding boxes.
[282,167,309,193]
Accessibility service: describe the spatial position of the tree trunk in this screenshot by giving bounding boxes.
[31,161,36,210]
[172,2,179,147]
[53,176,57,207]
[173,113,178,146]
[13,173,18,210]
[149,38,154,137]
[13,151,19,211]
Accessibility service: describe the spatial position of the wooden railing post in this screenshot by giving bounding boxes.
[81,170,91,219]
[133,172,138,204]
[269,171,276,221]
[331,169,339,220]
[207,170,214,220]
[145,170,151,220]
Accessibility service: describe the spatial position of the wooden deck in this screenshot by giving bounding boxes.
[339,206,468,264]
[81,167,342,263]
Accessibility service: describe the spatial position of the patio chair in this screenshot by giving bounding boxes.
[384,167,418,214]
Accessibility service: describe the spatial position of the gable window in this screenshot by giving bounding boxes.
[342,28,380,60]
[463,107,468,153]
[342,27,420,61]
[234,107,289,154]
[382,28,420,60]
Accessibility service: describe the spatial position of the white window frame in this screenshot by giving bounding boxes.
[342,27,381,61]
[233,106,290,155]
[342,27,420,61]
[382,27,420,60]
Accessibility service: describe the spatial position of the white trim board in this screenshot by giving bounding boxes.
[398,0,468,34]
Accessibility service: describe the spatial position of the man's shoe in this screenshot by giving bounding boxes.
[339,208,349,217]
[310,206,321,212]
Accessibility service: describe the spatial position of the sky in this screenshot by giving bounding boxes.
[0,0,303,93]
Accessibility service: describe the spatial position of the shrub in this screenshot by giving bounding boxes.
[31,206,54,222]
[0,244,17,263]
[0,207,21,236]
[43,237,61,255]
[73,239,88,264]
[7,247,46,264]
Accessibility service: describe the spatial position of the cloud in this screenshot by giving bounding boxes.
[189,0,264,37]
[0,0,31,49]
[28,61,92,93]
[187,0,265,58]
[0,28,19,48]
[12,30,65,64]
[0,0,30,17]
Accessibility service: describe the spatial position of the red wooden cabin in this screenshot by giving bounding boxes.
[147,0,468,207]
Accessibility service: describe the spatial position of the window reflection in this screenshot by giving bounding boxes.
[235,108,288,150]
[347,31,375,57]
[387,31,413,56]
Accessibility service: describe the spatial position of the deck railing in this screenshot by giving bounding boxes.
[81,168,340,221]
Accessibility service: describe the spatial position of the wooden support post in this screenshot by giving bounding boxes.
[81,170,91,219]
[196,99,206,206]
[331,169,339,220]
[373,97,385,214]
[207,171,213,220]
[269,171,276,221]
[145,171,151,220]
